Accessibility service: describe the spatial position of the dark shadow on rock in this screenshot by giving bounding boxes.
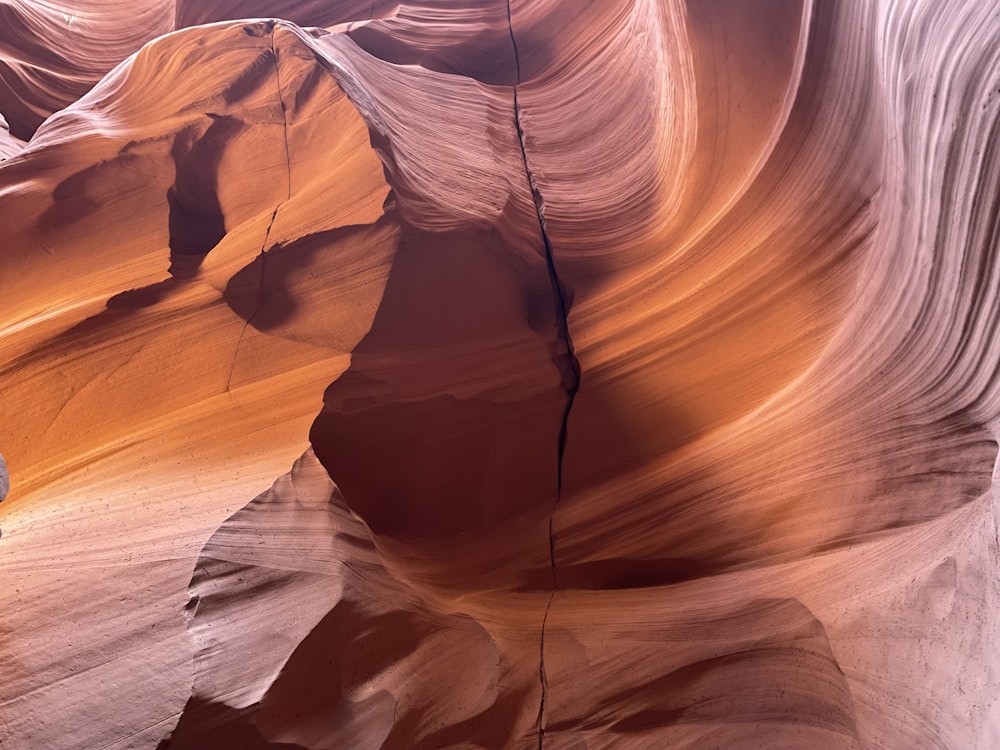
[106,278,183,309]
[307,220,567,590]
[155,700,309,750]
[255,600,418,749]
[219,49,275,106]
[176,450,521,749]
[222,217,396,333]
[611,599,859,741]
[549,598,861,745]
[0,275,197,384]
[348,12,557,86]
[556,556,729,590]
[34,138,166,231]
[396,684,535,750]
[167,115,244,277]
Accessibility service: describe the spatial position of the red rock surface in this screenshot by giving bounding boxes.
[1,1,999,748]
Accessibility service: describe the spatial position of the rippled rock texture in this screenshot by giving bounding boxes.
[1,1,999,748]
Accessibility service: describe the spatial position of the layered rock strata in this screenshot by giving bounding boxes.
[1,1,999,748]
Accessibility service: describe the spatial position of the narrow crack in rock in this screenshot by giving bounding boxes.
[226,24,292,400]
[505,4,582,746]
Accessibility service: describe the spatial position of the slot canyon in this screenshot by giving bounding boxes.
[1,1,999,748]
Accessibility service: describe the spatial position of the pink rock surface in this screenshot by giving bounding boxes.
[1,1,999,748]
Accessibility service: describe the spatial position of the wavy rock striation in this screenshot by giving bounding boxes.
[1,1,999,749]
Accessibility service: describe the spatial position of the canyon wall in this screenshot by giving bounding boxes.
[1,1,999,748]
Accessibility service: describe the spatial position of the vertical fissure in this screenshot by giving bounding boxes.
[505,4,581,747]
[226,25,293,398]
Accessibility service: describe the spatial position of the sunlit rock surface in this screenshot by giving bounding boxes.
[1,1,999,748]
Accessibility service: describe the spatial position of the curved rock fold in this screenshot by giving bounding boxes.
[1,1,999,748]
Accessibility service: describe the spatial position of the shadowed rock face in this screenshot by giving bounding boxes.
[1,2,999,749]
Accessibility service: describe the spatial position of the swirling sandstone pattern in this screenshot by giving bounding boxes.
[1,1,998,748]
